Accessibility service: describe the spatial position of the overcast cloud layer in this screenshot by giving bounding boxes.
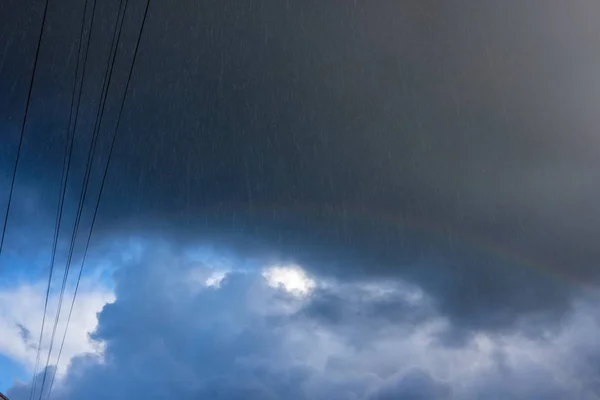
[1,0,600,398]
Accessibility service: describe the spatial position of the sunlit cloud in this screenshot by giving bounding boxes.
[262,264,316,296]
[205,270,229,287]
[0,280,114,377]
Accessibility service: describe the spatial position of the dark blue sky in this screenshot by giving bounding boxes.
[1,0,600,398]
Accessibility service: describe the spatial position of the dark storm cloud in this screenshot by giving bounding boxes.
[293,279,437,348]
[2,0,599,333]
[298,284,433,329]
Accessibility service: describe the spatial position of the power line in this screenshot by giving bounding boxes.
[34,0,131,396]
[46,2,150,396]
[0,0,50,256]
[28,0,96,398]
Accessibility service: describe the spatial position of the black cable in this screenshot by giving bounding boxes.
[0,0,50,256]
[35,0,130,396]
[45,2,150,397]
[27,0,91,398]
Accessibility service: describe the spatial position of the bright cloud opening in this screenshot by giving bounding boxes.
[205,270,229,287]
[262,264,316,295]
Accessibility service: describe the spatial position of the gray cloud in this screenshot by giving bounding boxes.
[367,369,451,400]
[15,324,31,344]
[7,367,55,400]
[7,246,600,399]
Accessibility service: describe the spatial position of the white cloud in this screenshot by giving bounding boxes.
[0,279,114,379]
[262,264,316,296]
[205,270,229,287]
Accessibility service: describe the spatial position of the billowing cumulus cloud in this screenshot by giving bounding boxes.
[4,244,600,399]
[0,280,113,390]
[0,282,114,367]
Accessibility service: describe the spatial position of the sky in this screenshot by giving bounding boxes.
[1,0,600,399]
